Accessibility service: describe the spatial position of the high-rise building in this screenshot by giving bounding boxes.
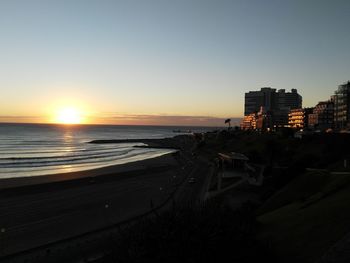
[244,88,302,128]
[244,87,276,115]
[334,81,350,129]
[277,89,302,110]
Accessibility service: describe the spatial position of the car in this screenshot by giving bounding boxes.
[188,177,196,183]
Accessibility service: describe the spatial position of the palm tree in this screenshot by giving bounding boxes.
[225,118,231,130]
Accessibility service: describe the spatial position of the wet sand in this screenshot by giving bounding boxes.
[0,152,179,191]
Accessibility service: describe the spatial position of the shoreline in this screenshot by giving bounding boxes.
[0,135,195,191]
[0,152,180,192]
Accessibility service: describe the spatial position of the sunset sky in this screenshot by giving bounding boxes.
[1,0,350,126]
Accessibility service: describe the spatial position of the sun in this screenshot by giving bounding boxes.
[55,107,83,124]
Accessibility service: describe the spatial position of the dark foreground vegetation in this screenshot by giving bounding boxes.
[98,201,274,263]
[194,130,350,263]
[92,130,350,263]
[199,129,350,190]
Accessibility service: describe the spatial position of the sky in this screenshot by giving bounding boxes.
[0,0,350,126]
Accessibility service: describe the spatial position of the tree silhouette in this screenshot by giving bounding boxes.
[225,118,231,130]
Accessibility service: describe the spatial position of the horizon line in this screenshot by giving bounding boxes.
[0,121,241,128]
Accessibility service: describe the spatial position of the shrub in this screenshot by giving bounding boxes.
[101,202,275,263]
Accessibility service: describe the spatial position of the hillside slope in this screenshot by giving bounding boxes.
[258,171,350,263]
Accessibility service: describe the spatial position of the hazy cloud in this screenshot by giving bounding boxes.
[0,116,43,123]
[93,114,241,127]
[0,114,242,127]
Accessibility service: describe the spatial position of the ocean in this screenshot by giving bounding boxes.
[0,123,215,179]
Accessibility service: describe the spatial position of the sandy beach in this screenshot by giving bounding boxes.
[0,153,186,255]
[0,152,179,190]
[0,135,205,258]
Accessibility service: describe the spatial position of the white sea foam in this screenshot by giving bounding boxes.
[0,124,211,178]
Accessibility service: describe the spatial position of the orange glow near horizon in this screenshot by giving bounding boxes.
[54,107,84,124]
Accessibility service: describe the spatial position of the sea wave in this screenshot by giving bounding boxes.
[0,123,212,178]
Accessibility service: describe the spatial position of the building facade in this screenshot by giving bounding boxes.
[288,108,313,129]
[240,113,257,130]
[241,107,273,131]
[244,87,277,115]
[308,100,334,130]
[333,81,350,129]
[276,88,303,110]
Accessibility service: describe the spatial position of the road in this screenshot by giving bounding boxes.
[0,153,211,262]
